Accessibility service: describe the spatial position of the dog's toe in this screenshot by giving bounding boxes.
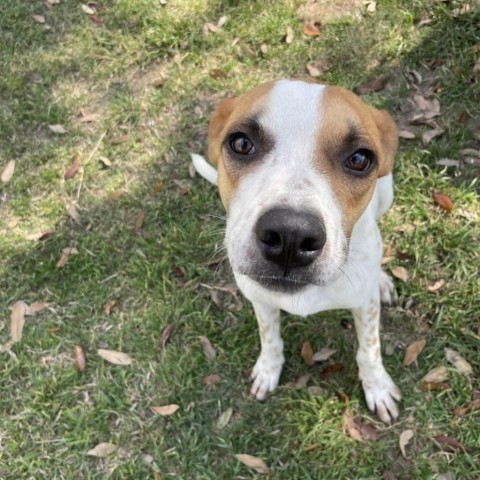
[250,356,283,400]
[362,372,401,424]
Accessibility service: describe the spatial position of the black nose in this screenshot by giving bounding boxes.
[254,207,326,269]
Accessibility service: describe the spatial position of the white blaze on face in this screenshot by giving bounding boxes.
[225,80,347,285]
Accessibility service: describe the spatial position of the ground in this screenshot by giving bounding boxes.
[0,0,479,479]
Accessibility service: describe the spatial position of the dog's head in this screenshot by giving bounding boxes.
[208,80,398,293]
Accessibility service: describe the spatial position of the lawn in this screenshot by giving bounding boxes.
[0,0,479,478]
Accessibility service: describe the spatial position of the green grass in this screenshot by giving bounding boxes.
[1,0,479,478]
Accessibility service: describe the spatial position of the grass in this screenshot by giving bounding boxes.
[0,0,479,478]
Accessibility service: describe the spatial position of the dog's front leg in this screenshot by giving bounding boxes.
[352,290,401,423]
[250,302,284,400]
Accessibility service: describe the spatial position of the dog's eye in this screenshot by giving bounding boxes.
[229,134,256,156]
[345,150,373,172]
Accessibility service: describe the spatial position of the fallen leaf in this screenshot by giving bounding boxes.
[66,203,81,225]
[403,339,426,366]
[81,4,95,14]
[36,230,55,241]
[173,180,189,196]
[436,159,460,167]
[293,373,311,389]
[312,347,336,363]
[398,130,415,139]
[64,155,82,180]
[151,404,180,416]
[413,94,430,111]
[203,374,221,386]
[80,112,101,123]
[421,365,449,384]
[343,409,380,441]
[216,407,233,429]
[383,470,396,480]
[25,301,48,315]
[445,348,472,376]
[99,156,112,168]
[56,246,79,268]
[159,324,175,349]
[427,279,446,293]
[199,336,216,362]
[97,348,133,365]
[49,124,67,134]
[406,69,422,85]
[303,23,321,37]
[235,454,270,475]
[453,398,480,417]
[285,26,294,44]
[319,362,344,375]
[343,409,363,442]
[433,435,466,453]
[74,345,86,372]
[422,128,445,144]
[306,62,321,77]
[382,255,395,265]
[88,14,104,27]
[153,182,164,192]
[410,111,440,125]
[133,209,145,232]
[102,299,119,316]
[433,191,453,212]
[301,341,314,366]
[307,385,324,396]
[260,43,268,54]
[87,442,117,457]
[365,1,377,13]
[109,189,127,200]
[460,148,480,157]
[355,78,385,95]
[6,218,20,229]
[10,301,27,343]
[217,15,228,28]
[32,14,46,23]
[391,266,409,283]
[1,160,15,183]
[399,429,414,458]
[457,111,469,124]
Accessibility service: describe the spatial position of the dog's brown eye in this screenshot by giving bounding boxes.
[230,134,256,155]
[345,150,372,172]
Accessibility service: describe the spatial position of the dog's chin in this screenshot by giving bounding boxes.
[248,275,311,294]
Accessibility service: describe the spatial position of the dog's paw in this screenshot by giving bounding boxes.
[379,270,396,305]
[250,355,284,400]
[362,371,401,424]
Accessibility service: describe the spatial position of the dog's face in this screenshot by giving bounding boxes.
[208,80,398,293]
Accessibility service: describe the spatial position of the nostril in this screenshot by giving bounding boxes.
[299,237,321,252]
[259,230,282,248]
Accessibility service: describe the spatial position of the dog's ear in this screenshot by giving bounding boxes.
[370,107,398,177]
[207,97,238,165]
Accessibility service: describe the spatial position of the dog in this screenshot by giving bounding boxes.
[192,79,401,423]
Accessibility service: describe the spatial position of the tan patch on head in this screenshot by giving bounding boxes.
[207,81,276,209]
[315,86,398,235]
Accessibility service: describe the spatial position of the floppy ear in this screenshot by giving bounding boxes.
[370,108,398,177]
[207,97,238,165]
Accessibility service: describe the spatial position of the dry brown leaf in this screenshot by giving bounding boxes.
[427,279,446,293]
[49,124,67,134]
[25,301,48,315]
[399,429,414,458]
[303,23,321,37]
[433,191,453,212]
[109,189,128,200]
[66,203,81,225]
[10,301,27,343]
[216,407,233,429]
[381,255,395,265]
[80,112,101,123]
[285,26,294,44]
[343,409,380,441]
[453,398,480,417]
[355,78,385,95]
[87,442,117,457]
[413,94,429,111]
[32,14,46,23]
[74,345,86,372]
[97,348,133,365]
[421,365,448,384]
[306,62,321,77]
[235,454,270,475]
[445,348,472,376]
[56,246,79,268]
[217,15,228,28]
[88,14,104,27]
[398,130,415,140]
[422,128,445,144]
[102,299,119,316]
[433,435,466,453]
[301,341,314,366]
[81,4,95,14]
[293,373,311,389]
[312,347,336,363]
[64,155,81,180]
[457,111,469,124]
[1,160,15,183]
[260,43,268,54]
[151,404,180,416]
[199,336,216,362]
[365,1,377,13]
[391,266,409,283]
[403,339,426,366]
[99,156,112,168]
[159,324,175,349]
[383,470,396,480]
[410,111,440,125]
[133,209,145,233]
[7,218,20,229]
[203,374,221,386]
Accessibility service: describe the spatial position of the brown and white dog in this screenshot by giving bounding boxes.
[192,79,401,423]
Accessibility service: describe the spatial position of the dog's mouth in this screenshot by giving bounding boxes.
[248,273,311,293]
